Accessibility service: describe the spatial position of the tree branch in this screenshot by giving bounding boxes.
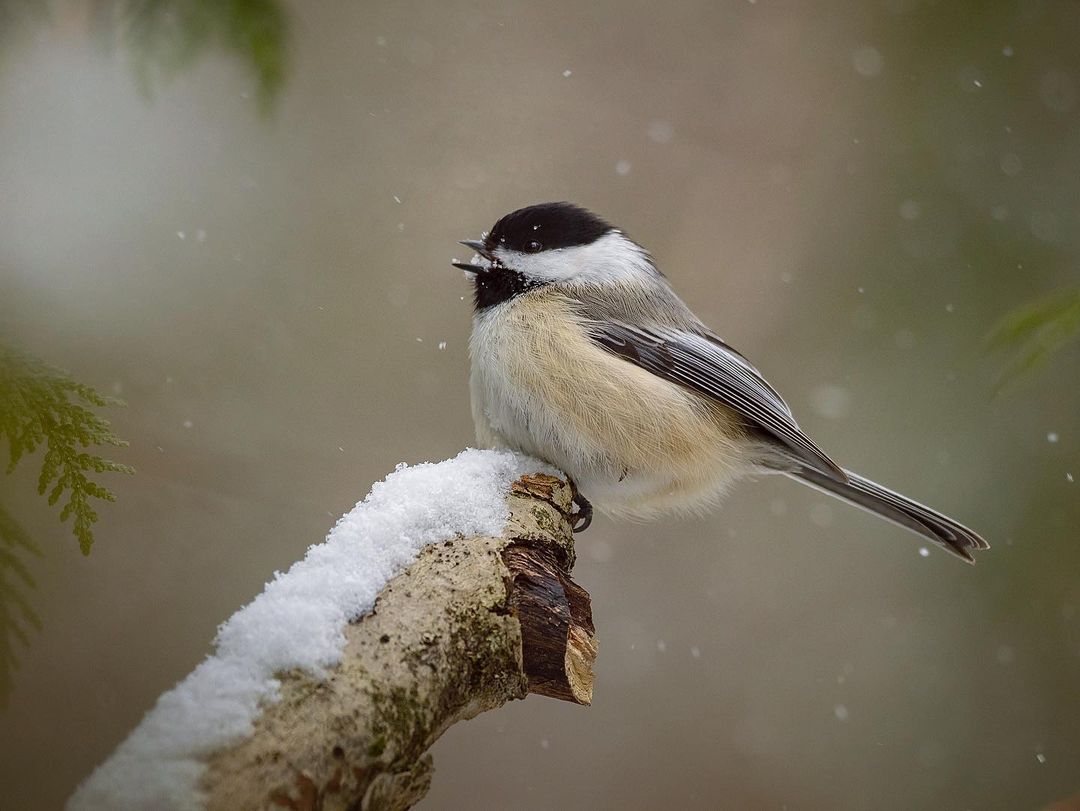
[69,465,595,811]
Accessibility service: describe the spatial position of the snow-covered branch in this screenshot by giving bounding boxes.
[68,450,596,811]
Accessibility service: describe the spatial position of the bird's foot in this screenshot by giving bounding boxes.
[570,490,593,533]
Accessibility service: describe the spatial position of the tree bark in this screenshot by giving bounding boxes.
[196,472,595,811]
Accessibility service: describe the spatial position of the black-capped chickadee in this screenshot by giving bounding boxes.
[453,202,988,563]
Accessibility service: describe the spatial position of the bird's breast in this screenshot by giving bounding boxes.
[469,291,751,514]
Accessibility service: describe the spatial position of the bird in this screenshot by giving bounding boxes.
[452,202,988,563]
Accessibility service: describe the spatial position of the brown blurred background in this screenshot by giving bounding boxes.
[1,1,1079,808]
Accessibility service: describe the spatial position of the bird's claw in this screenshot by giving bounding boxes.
[571,491,593,533]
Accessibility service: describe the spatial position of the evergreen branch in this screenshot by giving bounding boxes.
[988,287,1080,393]
[0,500,43,708]
[120,0,289,115]
[3,1,288,114]
[0,345,134,555]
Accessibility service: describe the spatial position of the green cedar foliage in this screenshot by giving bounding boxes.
[989,288,1080,393]
[0,345,133,705]
[0,346,134,554]
[0,501,42,706]
[1,1,289,115]
[121,0,289,115]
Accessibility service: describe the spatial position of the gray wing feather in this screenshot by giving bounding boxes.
[589,321,847,482]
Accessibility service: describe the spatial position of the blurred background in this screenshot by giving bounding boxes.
[1,0,1078,808]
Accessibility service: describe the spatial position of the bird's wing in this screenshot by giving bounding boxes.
[587,321,847,482]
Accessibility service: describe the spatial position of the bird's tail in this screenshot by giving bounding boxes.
[786,466,990,563]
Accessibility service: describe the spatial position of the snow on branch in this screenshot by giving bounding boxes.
[68,450,596,811]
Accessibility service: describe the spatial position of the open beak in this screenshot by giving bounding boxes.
[452,239,495,274]
[452,260,487,273]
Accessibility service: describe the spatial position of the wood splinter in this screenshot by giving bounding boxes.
[505,542,597,704]
[507,471,598,704]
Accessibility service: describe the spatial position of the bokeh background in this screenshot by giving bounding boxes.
[2,1,1079,808]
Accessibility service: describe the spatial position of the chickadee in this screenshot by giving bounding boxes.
[453,202,988,563]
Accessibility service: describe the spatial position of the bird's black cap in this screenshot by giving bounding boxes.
[486,202,613,254]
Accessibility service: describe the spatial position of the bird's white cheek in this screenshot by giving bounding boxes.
[494,234,656,286]
[493,249,577,283]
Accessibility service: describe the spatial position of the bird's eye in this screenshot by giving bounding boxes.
[524,240,543,253]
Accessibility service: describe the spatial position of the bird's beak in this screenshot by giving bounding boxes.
[452,239,495,274]
[452,260,486,274]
